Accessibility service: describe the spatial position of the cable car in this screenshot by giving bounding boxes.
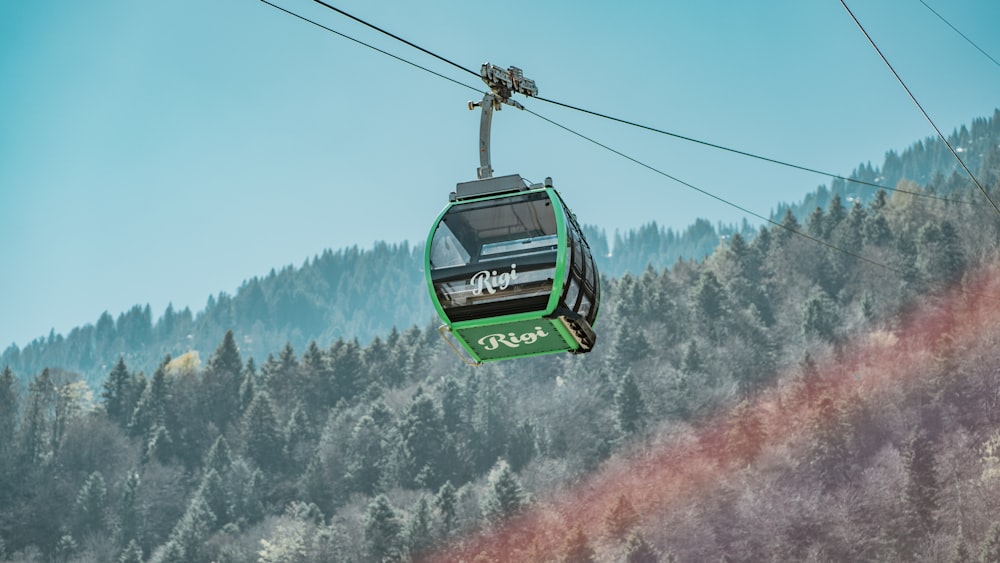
[425,64,600,364]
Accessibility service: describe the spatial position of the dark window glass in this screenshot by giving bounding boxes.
[430,192,559,320]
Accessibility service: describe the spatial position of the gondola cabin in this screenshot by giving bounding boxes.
[426,173,599,363]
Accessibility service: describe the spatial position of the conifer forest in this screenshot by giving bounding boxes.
[3,112,1000,561]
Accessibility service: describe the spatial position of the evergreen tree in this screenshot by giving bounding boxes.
[725,400,766,467]
[400,387,446,488]
[777,208,801,244]
[203,330,243,432]
[979,522,1000,563]
[481,459,527,523]
[806,395,852,491]
[435,481,458,538]
[241,391,284,472]
[605,494,640,542]
[901,430,939,540]
[73,471,107,536]
[155,495,216,563]
[284,402,314,474]
[238,358,257,414]
[196,468,230,529]
[561,526,596,563]
[101,357,132,427]
[129,358,170,438]
[802,290,839,343]
[0,366,17,465]
[622,532,662,563]
[365,494,403,562]
[948,538,972,563]
[506,419,537,473]
[119,539,144,563]
[347,401,397,495]
[18,368,54,467]
[329,338,364,405]
[204,435,233,476]
[691,271,728,342]
[403,495,434,557]
[118,471,141,548]
[472,370,510,473]
[615,371,647,438]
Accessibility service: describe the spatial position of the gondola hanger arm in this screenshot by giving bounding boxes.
[468,64,537,179]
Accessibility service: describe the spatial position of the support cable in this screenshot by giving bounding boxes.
[523,108,906,276]
[917,0,1000,69]
[840,0,1000,217]
[259,0,984,280]
[291,0,974,205]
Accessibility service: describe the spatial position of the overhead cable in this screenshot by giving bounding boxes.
[295,0,973,205]
[917,0,1000,69]
[840,0,1000,218]
[260,0,481,95]
[258,0,968,278]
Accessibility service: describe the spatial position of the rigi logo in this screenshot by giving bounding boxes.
[477,326,549,351]
[470,264,518,296]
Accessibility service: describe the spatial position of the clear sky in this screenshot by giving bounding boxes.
[1,0,998,350]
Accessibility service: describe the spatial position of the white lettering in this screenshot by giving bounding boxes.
[477,326,550,351]
[471,264,518,296]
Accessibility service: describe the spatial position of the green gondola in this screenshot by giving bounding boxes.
[425,174,599,363]
[426,64,600,364]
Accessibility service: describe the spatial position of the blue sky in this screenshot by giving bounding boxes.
[1,0,998,350]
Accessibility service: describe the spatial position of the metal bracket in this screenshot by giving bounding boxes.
[468,64,537,180]
[437,325,482,367]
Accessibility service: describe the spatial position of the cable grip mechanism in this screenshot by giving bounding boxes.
[468,63,537,179]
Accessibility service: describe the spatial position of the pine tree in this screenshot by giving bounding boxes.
[118,471,141,548]
[481,459,527,523]
[691,271,729,342]
[18,368,54,467]
[902,430,939,540]
[347,401,397,495]
[329,339,364,404]
[979,522,1000,563]
[605,494,640,542]
[561,526,596,563]
[119,539,143,563]
[197,469,230,529]
[403,495,434,557]
[101,357,131,427]
[472,370,509,473]
[615,371,647,438]
[622,532,662,563]
[241,391,284,472]
[204,435,233,476]
[157,495,217,563]
[435,481,458,537]
[365,494,403,562]
[400,387,446,488]
[284,402,314,473]
[74,471,107,535]
[129,358,170,438]
[203,330,243,432]
[506,419,537,473]
[0,366,17,463]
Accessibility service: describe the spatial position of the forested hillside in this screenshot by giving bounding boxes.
[2,109,1000,561]
[7,109,999,387]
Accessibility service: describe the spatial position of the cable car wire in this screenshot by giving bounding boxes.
[532,95,973,205]
[259,0,978,280]
[840,0,1000,218]
[260,0,481,95]
[295,0,976,207]
[311,0,481,80]
[917,0,1000,69]
[523,107,907,276]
